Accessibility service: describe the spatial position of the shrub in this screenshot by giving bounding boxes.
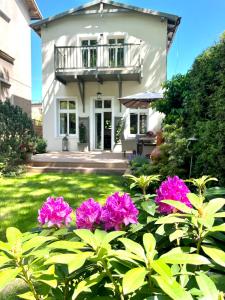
[0,101,36,175]
[0,176,224,300]
[35,137,47,154]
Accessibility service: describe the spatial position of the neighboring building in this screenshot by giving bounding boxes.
[32,102,42,122]
[0,0,42,116]
[31,0,180,151]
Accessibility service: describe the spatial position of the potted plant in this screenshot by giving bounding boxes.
[78,123,88,152]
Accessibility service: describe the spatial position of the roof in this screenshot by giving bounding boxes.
[24,0,42,20]
[31,0,180,49]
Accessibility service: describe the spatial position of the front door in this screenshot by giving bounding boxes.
[94,99,112,150]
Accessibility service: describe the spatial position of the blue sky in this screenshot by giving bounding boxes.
[31,0,225,102]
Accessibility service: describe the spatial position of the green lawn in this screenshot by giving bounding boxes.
[0,172,125,239]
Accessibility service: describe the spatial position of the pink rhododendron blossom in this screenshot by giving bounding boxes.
[101,192,139,230]
[155,176,191,214]
[38,197,73,227]
[76,198,102,230]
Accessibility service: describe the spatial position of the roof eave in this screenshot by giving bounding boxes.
[24,0,42,20]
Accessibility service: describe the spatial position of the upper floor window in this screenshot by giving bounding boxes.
[108,38,125,67]
[130,110,148,135]
[59,100,76,135]
[81,39,97,68]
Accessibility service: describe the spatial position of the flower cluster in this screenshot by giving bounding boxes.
[75,192,138,231]
[76,198,102,230]
[38,197,73,227]
[155,176,191,214]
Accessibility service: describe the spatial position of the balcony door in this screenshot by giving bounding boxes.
[108,38,125,67]
[94,99,113,150]
[81,39,97,68]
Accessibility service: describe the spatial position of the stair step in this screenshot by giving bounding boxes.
[26,166,126,175]
[30,161,128,169]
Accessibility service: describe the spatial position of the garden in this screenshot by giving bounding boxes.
[0,30,225,300]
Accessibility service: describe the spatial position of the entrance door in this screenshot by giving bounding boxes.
[94,99,112,150]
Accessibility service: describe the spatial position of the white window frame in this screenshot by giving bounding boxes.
[107,35,127,67]
[57,97,78,137]
[129,108,149,136]
[78,34,99,69]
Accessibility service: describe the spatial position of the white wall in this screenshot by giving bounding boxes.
[41,8,167,151]
[0,0,32,101]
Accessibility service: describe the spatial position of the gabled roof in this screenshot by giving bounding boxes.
[24,0,42,20]
[31,0,180,49]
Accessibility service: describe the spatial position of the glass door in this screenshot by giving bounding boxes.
[94,99,112,150]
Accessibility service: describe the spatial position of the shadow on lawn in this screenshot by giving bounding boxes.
[0,173,125,239]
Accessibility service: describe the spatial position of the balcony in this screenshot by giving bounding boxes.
[54,44,142,84]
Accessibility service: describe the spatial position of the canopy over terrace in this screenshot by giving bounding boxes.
[119,91,163,108]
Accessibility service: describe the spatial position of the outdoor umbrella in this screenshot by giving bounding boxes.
[119,91,163,108]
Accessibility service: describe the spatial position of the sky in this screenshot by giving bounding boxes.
[31,0,225,102]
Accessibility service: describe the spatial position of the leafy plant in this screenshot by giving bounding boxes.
[35,138,47,154]
[124,174,160,195]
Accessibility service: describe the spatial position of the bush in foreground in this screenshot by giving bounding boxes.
[0,176,224,299]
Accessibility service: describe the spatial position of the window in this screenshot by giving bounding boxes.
[108,38,124,67]
[81,39,97,68]
[59,100,76,135]
[129,110,148,135]
[95,99,111,109]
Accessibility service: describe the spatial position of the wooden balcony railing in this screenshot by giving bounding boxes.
[54,44,141,71]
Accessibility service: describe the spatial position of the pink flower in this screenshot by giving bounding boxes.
[38,197,73,227]
[101,192,139,231]
[76,199,102,230]
[155,176,191,214]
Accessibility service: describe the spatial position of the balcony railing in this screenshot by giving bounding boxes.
[54,44,141,71]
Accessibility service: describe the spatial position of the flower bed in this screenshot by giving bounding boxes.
[0,175,224,299]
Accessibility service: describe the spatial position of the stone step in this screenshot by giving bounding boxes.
[30,160,128,169]
[26,166,126,175]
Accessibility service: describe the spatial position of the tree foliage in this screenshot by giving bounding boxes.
[152,33,225,184]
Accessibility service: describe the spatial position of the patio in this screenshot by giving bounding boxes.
[28,151,129,174]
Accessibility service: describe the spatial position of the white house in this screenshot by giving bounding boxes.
[0,0,42,116]
[31,0,180,152]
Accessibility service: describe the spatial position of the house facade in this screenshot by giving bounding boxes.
[0,0,42,116]
[32,0,180,152]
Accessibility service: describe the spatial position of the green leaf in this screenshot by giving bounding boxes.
[209,224,225,232]
[202,245,225,267]
[156,216,186,225]
[0,254,11,266]
[101,231,125,247]
[6,227,22,244]
[23,236,56,253]
[187,193,202,209]
[152,260,173,278]
[214,212,225,218]
[160,253,210,265]
[161,200,193,214]
[169,230,184,242]
[47,240,85,252]
[143,233,156,261]
[73,272,106,299]
[119,238,146,261]
[0,241,11,252]
[122,267,147,295]
[18,291,36,300]
[198,216,215,228]
[44,252,93,273]
[196,272,218,300]
[204,198,225,215]
[153,275,193,300]
[0,267,21,290]
[141,201,156,216]
[74,229,97,250]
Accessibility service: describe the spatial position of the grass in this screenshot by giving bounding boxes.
[0,172,125,239]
